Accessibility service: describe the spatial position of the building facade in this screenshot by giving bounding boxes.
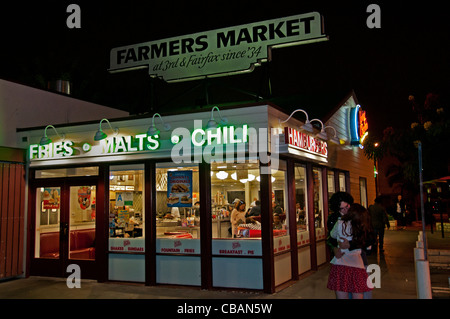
[16,93,374,293]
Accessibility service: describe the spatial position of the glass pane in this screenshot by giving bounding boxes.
[156,163,200,254]
[211,161,260,239]
[272,161,290,256]
[35,187,61,259]
[109,164,145,253]
[69,186,96,260]
[295,164,308,231]
[313,168,325,237]
[339,172,346,191]
[327,171,335,198]
[360,177,368,208]
[35,167,99,178]
[272,162,288,235]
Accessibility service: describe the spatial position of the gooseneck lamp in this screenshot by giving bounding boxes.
[94,118,119,141]
[39,125,66,145]
[279,109,313,133]
[310,119,340,144]
[147,113,171,136]
[206,106,228,130]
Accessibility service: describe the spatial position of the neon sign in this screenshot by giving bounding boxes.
[29,124,249,161]
[29,133,160,160]
[284,127,328,158]
[350,104,368,146]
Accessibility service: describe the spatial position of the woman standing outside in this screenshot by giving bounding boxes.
[230,200,246,238]
[327,203,373,299]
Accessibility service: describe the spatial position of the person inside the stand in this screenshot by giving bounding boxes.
[193,201,200,217]
[296,203,306,225]
[247,200,261,217]
[164,206,180,219]
[272,201,283,214]
[230,200,247,238]
[273,213,283,230]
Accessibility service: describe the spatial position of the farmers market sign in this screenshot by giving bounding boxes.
[109,12,327,82]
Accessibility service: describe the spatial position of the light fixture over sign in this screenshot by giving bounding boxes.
[279,109,314,133]
[39,125,65,145]
[148,113,171,136]
[206,106,228,130]
[94,118,119,141]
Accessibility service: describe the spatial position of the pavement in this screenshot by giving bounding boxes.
[0,225,449,303]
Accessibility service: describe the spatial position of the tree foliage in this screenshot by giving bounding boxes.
[363,93,449,190]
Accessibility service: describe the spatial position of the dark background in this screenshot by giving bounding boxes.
[1,1,449,139]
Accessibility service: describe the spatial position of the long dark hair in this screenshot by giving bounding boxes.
[329,192,354,214]
[341,203,373,248]
[234,200,246,212]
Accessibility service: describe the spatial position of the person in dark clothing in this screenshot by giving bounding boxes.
[272,201,283,214]
[396,195,407,230]
[369,196,390,252]
[247,200,261,217]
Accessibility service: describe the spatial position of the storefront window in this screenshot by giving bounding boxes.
[69,185,96,260]
[339,172,346,191]
[155,163,200,254]
[209,161,260,239]
[109,164,144,253]
[272,160,289,245]
[35,187,61,258]
[360,177,368,208]
[211,160,263,289]
[327,171,335,198]
[210,160,262,253]
[272,160,292,286]
[295,164,308,238]
[313,167,325,239]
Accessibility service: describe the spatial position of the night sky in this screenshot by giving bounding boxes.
[1,1,449,139]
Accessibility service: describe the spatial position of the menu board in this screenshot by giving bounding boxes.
[167,170,192,207]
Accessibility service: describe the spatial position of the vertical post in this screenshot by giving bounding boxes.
[306,163,317,270]
[145,161,156,286]
[260,162,274,293]
[96,163,109,282]
[287,159,299,281]
[199,162,212,290]
[418,142,427,260]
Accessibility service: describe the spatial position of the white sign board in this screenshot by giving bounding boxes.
[109,12,327,82]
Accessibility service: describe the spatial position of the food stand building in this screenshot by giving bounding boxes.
[17,90,375,293]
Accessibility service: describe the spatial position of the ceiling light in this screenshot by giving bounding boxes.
[216,171,228,180]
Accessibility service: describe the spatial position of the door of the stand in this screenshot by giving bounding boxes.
[31,182,97,279]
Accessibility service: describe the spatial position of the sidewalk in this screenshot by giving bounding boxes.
[0,226,448,300]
